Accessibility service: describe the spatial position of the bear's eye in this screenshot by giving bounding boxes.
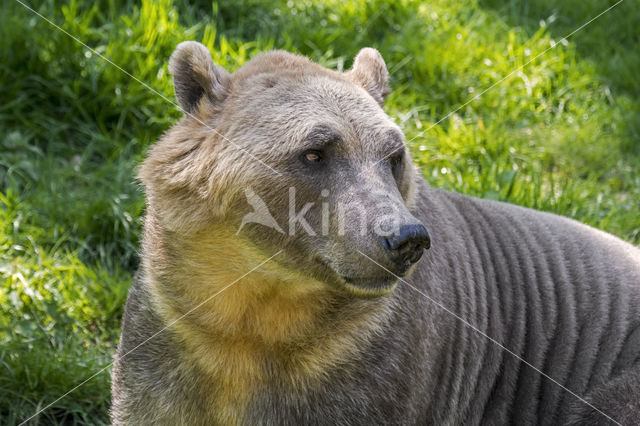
[301,150,323,165]
[390,153,403,173]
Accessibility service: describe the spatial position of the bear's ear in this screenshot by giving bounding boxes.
[347,48,390,105]
[169,41,231,114]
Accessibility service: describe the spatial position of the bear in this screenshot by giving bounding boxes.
[110,41,640,425]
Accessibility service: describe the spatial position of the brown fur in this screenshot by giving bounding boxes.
[111,42,640,425]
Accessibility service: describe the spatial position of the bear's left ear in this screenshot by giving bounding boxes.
[347,48,390,105]
[169,41,231,114]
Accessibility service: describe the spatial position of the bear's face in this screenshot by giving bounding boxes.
[139,42,429,298]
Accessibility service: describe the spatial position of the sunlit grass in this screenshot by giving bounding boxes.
[1,0,639,423]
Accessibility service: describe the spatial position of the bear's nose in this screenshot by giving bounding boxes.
[381,224,430,271]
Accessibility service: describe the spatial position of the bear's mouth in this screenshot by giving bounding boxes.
[341,274,397,286]
[341,275,399,296]
[314,255,399,297]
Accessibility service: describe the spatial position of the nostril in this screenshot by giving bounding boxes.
[381,235,392,251]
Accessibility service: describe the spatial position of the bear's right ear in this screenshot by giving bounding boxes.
[347,47,390,105]
[169,41,231,114]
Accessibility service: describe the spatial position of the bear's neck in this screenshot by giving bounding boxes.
[141,212,395,384]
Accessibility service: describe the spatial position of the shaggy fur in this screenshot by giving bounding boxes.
[111,42,640,425]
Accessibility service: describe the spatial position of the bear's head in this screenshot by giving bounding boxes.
[139,42,430,298]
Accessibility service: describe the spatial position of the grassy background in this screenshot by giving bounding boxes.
[1,0,638,423]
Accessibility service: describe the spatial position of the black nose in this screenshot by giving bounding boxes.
[382,224,430,269]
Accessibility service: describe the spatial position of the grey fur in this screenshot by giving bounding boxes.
[112,183,640,425]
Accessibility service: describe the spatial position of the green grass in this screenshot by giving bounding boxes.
[1,0,639,423]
